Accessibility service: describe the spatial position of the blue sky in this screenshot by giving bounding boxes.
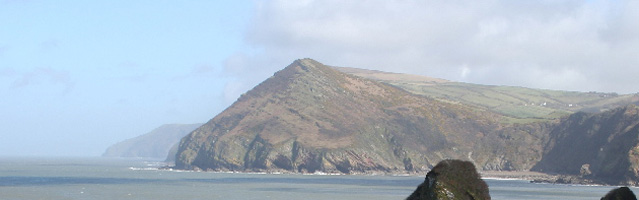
[1,0,638,156]
[0,1,251,156]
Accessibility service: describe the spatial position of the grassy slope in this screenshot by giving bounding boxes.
[335,67,639,123]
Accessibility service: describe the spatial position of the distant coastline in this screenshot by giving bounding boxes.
[156,167,622,187]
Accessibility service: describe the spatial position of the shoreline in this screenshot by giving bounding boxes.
[157,165,558,181]
[154,165,638,188]
[156,167,639,188]
[480,171,555,181]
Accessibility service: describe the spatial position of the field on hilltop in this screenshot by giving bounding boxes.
[336,67,639,123]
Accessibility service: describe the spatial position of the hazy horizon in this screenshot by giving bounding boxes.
[2,0,638,157]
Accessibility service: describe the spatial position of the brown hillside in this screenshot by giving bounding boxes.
[175,59,547,173]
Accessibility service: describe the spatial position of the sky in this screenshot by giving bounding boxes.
[1,0,638,157]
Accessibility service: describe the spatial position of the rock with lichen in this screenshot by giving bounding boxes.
[407,160,490,200]
[601,187,637,200]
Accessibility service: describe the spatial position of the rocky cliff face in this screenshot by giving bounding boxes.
[174,59,548,173]
[532,105,639,185]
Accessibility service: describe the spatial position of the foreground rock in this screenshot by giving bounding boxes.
[601,187,637,200]
[407,160,490,200]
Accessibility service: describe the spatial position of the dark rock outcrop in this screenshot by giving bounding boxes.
[407,160,490,200]
[601,187,637,200]
[532,105,639,185]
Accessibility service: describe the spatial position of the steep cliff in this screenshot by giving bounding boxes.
[532,105,639,185]
[175,59,546,173]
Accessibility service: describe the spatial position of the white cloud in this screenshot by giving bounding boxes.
[460,65,471,79]
[223,79,246,104]
[224,0,639,97]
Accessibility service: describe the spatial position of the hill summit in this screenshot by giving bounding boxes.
[175,59,547,173]
[174,58,639,185]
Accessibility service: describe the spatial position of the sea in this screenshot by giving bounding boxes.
[0,157,636,200]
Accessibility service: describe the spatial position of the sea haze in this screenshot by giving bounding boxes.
[0,157,636,200]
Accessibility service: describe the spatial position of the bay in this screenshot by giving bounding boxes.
[0,157,636,200]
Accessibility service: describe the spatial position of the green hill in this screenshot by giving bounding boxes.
[336,67,639,123]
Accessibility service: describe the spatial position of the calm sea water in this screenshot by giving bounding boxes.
[0,157,636,200]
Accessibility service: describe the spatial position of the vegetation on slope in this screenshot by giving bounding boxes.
[336,67,639,123]
[175,59,552,173]
[174,58,639,186]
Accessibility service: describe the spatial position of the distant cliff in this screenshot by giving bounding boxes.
[532,105,639,185]
[103,123,202,159]
[174,59,549,173]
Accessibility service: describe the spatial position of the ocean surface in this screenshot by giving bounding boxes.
[0,157,636,200]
